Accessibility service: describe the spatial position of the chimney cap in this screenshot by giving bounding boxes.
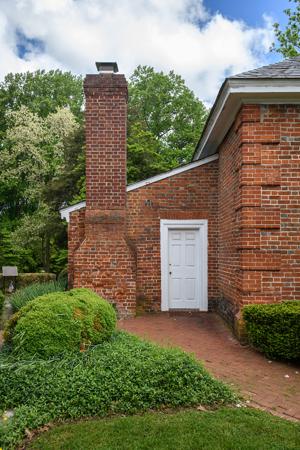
[96,62,119,73]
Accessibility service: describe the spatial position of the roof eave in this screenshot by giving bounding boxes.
[193,77,300,161]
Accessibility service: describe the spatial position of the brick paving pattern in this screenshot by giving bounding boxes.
[119,313,300,421]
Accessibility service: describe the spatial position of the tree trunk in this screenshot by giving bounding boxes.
[43,233,50,272]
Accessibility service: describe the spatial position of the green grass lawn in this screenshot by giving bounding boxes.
[29,408,300,450]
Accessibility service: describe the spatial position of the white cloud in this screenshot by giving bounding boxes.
[0,0,274,103]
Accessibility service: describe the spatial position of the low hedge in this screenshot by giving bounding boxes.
[0,332,237,448]
[0,272,56,290]
[243,301,300,360]
[4,288,117,358]
[10,279,67,312]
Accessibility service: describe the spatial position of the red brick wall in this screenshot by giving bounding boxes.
[218,104,300,318]
[68,208,85,288]
[217,116,241,317]
[126,160,219,311]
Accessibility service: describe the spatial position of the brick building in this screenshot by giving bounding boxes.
[60,58,300,331]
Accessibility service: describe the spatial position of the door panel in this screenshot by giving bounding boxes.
[185,244,195,266]
[168,229,200,309]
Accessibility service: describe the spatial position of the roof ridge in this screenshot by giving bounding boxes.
[230,56,300,79]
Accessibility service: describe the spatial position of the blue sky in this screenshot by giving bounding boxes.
[206,0,290,64]
[207,0,289,27]
[0,0,292,103]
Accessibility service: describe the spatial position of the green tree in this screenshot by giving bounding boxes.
[0,70,83,140]
[0,70,85,217]
[0,225,37,272]
[272,0,300,57]
[128,66,208,181]
[127,122,169,184]
[0,106,80,271]
[1,106,79,207]
[44,125,86,208]
[11,203,64,272]
[0,70,85,273]
[0,227,21,267]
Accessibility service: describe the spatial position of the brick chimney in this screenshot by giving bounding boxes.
[71,63,136,316]
[84,62,127,229]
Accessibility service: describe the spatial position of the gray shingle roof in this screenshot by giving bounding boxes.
[231,56,300,79]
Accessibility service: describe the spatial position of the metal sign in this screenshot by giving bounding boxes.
[2,266,18,277]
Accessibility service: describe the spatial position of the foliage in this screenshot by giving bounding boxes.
[2,105,79,203]
[243,301,300,360]
[127,122,169,184]
[0,74,83,217]
[4,288,117,358]
[9,279,66,312]
[10,205,65,272]
[28,409,300,450]
[2,107,76,197]
[57,267,68,285]
[0,225,38,272]
[128,66,208,179]
[45,125,86,208]
[0,69,83,138]
[0,332,236,448]
[50,248,68,275]
[0,290,5,316]
[0,70,85,273]
[0,227,19,267]
[0,105,81,272]
[272,0,300,57]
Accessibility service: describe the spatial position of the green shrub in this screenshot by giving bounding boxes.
[243,301,300,360]
[57,267,68,286]
[4,288,117,358]
[10,279,67,312]
[0,332,236,448]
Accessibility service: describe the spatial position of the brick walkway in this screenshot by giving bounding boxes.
[119,312,300,421]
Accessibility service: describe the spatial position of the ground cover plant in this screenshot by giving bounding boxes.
[0,332,236,448]
[243,301,300,360]
[28,408,300,450]
[10,278,67,312]
[4,288,117,358]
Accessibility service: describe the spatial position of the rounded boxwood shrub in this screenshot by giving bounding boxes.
[4,288,116,358]
[243,301,300,360]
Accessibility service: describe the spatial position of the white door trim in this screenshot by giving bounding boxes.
[160,219,208,312]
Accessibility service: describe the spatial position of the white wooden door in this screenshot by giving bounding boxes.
[168,229,200,309]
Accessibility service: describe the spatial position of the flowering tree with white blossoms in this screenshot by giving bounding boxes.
[0,106,79,270]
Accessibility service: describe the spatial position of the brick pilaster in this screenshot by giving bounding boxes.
[234,104,300,306]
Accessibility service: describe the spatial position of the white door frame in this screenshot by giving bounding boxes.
[160,219,208,311]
